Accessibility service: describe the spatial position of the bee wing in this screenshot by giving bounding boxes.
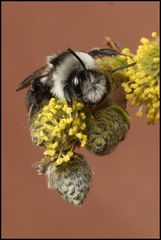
[16,64,53,91]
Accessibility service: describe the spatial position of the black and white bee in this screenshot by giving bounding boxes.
[16,48,132,117]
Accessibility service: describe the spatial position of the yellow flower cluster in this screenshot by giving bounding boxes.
[122,32,160,124]
[30,98,88,165]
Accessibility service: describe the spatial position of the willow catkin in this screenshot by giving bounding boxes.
[86,105,130,155]
[45,153,93,206]
[30,98,88,166]
[122,32,160,123]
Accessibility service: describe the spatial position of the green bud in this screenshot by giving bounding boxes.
[45,154,93,206]
[86,106,130,155]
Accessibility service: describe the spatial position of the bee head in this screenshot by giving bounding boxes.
[72,69,109,105]
[67,48,110,106]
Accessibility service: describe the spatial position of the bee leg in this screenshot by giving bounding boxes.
[26,89,43,118]
[28,104,34,119]
[88,48,123,57]
[26,89,38,117]
[64,85,73,105]
[26,84,52,118]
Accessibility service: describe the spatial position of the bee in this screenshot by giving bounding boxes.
[16,47,133,117]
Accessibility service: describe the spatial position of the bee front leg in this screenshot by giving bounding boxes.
[88,48,127,58]
[64,85,73,105]
[26,89,38,118]
[26,83,52,118]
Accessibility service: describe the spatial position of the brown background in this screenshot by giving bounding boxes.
[2,2,160,238]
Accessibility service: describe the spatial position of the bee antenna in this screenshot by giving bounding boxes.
[106,62,136,77]
[67,48,87,71]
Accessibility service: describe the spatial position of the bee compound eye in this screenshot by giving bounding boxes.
[72,78,82,98]
[73,77,79,86]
